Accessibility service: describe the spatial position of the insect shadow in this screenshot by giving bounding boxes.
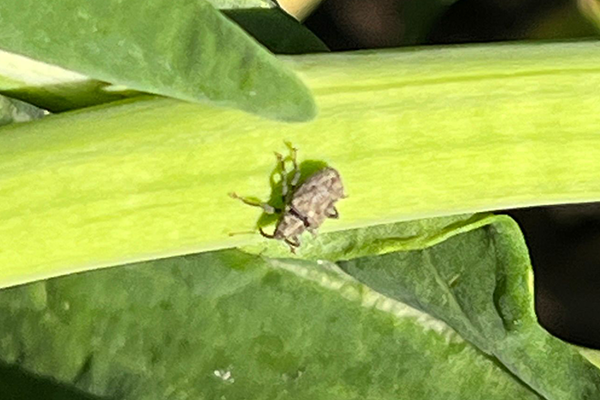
[229,145,328,228]
[229,143,345,253]
[254,155,329,230]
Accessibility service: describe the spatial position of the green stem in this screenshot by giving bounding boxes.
[1,41,600,287]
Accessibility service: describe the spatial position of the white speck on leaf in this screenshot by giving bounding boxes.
[214,369,235,384]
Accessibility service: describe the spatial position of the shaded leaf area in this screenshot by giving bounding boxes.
[0,0,315,121]
[0,49,142,113]
[339,215,600,400]
[0,361,107,400]
[0,250,541,400]
[241,213,479,259]
[223,9,329,54]
[0,94,45,127]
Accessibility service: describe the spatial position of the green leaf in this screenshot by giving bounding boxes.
[223,9,329,54]
[338,214,600,400]
[0,49,139,112]
[0,250,543,399]
[2,41,600,287]
[0,0,316,121]
[240,213,479,259]
[0,7,327,114]
[0,94,45,127]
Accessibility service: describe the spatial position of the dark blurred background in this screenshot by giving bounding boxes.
[510,205,600,348]
[302,0,600,348]
[304,0,598,49]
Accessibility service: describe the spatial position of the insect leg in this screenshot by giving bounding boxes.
[284,236,300,254]
[289,145,301,189]
[229,193,280,214]
[259,227,276,238]
[325,206,339,219]
[274,151,289,202]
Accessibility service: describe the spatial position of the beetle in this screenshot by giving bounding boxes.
[229,145,345,253]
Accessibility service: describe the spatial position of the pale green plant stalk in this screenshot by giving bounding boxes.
[277,0,324,21]
[1,41,600,288]
[580,0,600,27]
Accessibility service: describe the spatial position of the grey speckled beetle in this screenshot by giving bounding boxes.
[229,145,345,253]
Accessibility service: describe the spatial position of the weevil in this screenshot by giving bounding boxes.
[229,145,345,253]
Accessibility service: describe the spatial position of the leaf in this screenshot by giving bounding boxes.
[338,214,600,400]
[0,361,104,400]
[240,213,479,259]
[0,50,139,112]
[0,49,141,112]
[0,94,45,127]
[0,0,316,121]
[0,7,329,114]
[2,41,600,287]
[0,249,543,400]
[223,8,329,54]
